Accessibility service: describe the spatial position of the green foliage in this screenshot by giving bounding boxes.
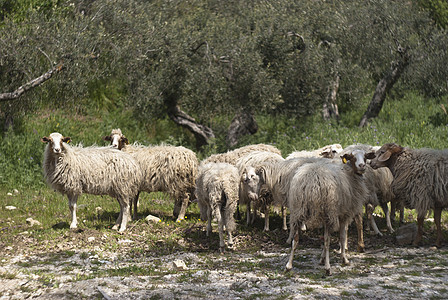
[419,0,448,29]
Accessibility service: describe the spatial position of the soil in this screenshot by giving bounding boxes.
[1,219,448,299]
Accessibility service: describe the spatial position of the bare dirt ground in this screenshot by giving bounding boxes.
[1,220,448,299]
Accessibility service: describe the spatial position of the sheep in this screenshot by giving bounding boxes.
[195,162,239,252]
[286,149,374,275]
[202,143,281,220]
[42,132,141,232]
[286,144,343,160]
[202,143,281,165]
[254,156,327,237]
[103,129,198,222]
[341,144,395,237]
[370,143,448,247]
[236,151,285,231]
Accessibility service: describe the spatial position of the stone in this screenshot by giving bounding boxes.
[5,206,16,210]
[395,223,417,245]
[26,218,42,227]
[172,259,188,271]
[145,214,161,223]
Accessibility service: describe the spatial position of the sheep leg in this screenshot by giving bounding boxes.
[369,212,383,237]
[286,222,295,244]
[323,224,332,276]
[339,219,350,265]
[112,198,124,231]
[413,215,425,246]
[214,204,225,252]
[68,194,78,229]
[354,213,365,253]
[132,192,140,220]
[286,228,299,270]
[381,202,394,233]
[263,203,270,232]
[434,207,442,248]
[282,206,288,231]
[246,201,251,226]
[206,206,212,237]
[118,199,130,232]
[175,195,189,222]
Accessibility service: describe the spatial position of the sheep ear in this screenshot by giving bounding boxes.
[365,152,376,160]
[256,168,266,183]
[62,137,71,143]
[341,154,352,164]
[241,172,248,182]
[103,135,112,141]
[122,137,129,145]
[377,151,392,162]
[41,136,50,143]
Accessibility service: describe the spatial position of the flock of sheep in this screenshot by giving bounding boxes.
[41,129,448,275]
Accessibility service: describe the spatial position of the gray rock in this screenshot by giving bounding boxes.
[395,223,417,245]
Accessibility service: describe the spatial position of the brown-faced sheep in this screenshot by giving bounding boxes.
[195,162,239,252]
[236,151,285,231]
[42,132,141,232]
[286,149,374,275]
[103,129,198,222]
[370,143,448,247]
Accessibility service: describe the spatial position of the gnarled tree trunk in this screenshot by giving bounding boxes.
[322,73,340,121]
[167,105,215,150]
[359,51,409,128]
[226,111,258,148]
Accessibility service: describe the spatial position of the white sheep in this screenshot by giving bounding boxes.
[370,143,448,247]
[236,151,285,231]
[202,143,281,165]
[195,162,239,252]
[286,149,374,275]
[286,144,343,160]
[341,144,395,238]
[103,129,198,222]
[42,132,141,232]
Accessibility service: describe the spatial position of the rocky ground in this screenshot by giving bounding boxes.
[1,220,448,299]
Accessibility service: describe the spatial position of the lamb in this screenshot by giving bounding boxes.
[202,143,281,165]
[42,132,142,232]
[195,162,239,252]
[236,151,285,231]
[370,143,448,247]
[103,129,198,222]
[286,144,343,160]
[286,149,374,275]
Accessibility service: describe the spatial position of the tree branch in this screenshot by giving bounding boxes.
[0,63,63,102]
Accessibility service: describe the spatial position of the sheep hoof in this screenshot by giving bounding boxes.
[112,224,119,231]
[325,269,332,276]
[70,223,77,230]
[285,263,293,271]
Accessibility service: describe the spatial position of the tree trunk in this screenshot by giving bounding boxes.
[167,105,215,150]
[226,111,258,148]
[359,53,409,128]
[322,73,340,121]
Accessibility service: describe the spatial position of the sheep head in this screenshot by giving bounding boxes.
[370,143,404,170]
[41,132,71,154]
[341,149,375,175]
[320,143,343,158]
[103,128,129,150]
[241,166,260,201]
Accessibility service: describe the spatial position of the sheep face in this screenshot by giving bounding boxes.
[241,166,260,201]
[41,132,71,154]
[370,143,404,170]
[341,149,375,175]
[320,144,343,159]
[103,128,129,150]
